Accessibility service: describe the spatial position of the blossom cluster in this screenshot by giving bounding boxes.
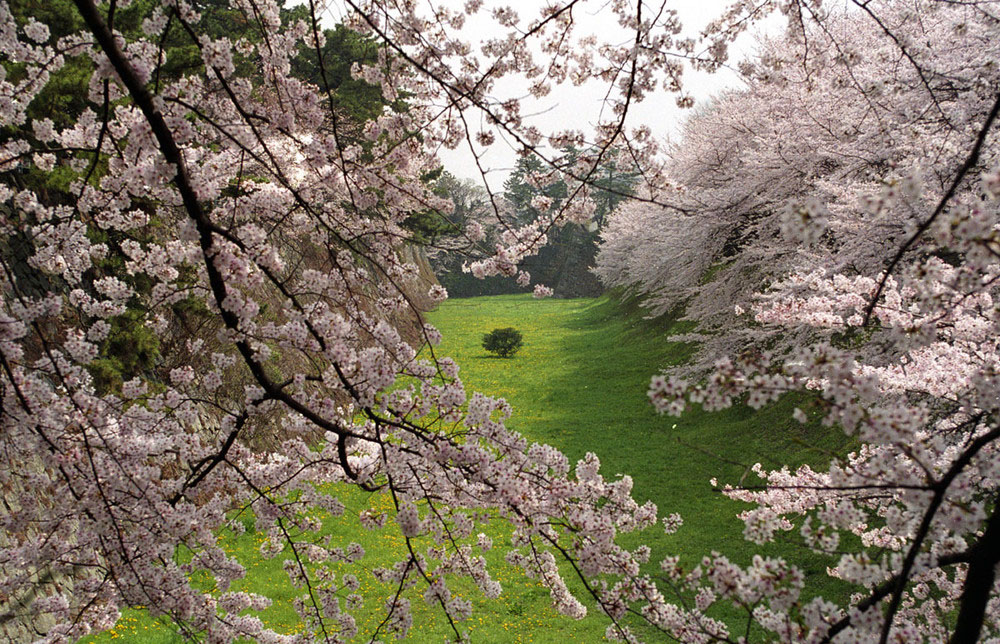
[7,0,1000,642]
[0,0,723,641]
[613,0,1000,640]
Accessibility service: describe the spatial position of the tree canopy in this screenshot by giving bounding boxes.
[2,0,1000,642]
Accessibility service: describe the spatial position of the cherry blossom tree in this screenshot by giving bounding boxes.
[608,0,1000,641]
[597,0,1000,373]
[0,0,686,641]
[4,0,1000,642]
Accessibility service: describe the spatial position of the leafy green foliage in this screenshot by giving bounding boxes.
[88,309,161,395]
[289,22,399,124]
[481,327,523,358]
[400,168,463,245]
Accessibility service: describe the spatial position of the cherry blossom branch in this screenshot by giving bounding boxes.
[864,91,1000,325]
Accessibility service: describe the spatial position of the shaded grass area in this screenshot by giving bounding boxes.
[86,294,854,642]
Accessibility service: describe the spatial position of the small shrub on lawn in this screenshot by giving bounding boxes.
[482,327,523,358]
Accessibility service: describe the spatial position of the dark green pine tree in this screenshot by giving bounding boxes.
[502,148,639,297]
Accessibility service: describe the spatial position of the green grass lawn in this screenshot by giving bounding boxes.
[86,295,854,642]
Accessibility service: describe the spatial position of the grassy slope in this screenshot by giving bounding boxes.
[87,295,853,643]
[426,296,855,640]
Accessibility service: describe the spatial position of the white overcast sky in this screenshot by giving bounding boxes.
[306,1,781,185]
